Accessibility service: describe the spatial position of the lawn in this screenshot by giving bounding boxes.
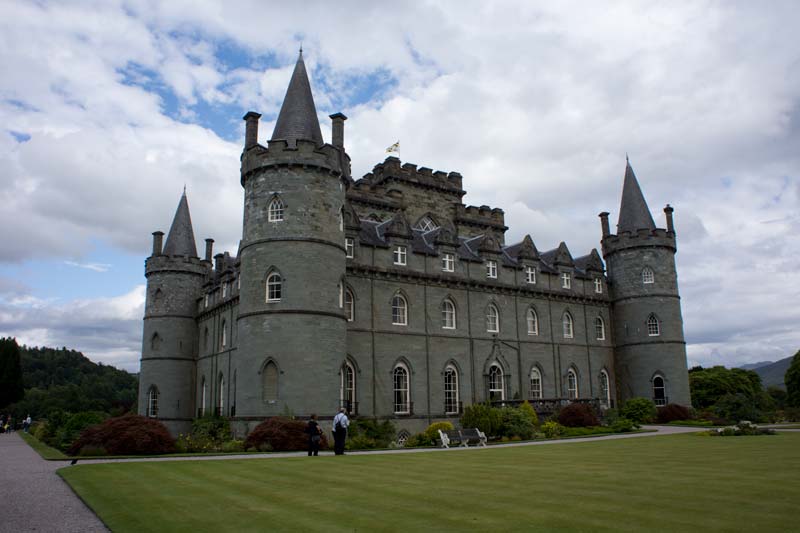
[19,431,69,460]
[59,433,800,532]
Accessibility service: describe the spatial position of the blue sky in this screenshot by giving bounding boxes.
[1,0,799,372]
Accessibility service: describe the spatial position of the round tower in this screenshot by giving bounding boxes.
[234,51,350,428]
[138,192,206,435]
[601,161,690,406]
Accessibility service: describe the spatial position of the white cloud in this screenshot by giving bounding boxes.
[1,0,799,370]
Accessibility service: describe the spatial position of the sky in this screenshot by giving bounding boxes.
[1,0,799,373]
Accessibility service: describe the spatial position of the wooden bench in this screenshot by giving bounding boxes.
[438,428,488,448]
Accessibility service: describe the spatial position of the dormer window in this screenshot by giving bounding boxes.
[594,278,603,294]
[416,216,438,232]
[561,272,571,289]
[442,253,455,272]
[345,238,354,259]
[525,266,536,284]
[393,246,407,266]
[268,197,284,222]
[486,260,497,279]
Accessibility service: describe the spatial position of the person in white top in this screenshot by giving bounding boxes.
[332,408,349,455]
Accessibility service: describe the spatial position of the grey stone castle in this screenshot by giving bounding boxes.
[138,52,691,438]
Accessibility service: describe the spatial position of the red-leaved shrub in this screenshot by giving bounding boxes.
[557,403,600,427]
[656,403,692,423]
[67,414,176,456]
[245,417,329,452]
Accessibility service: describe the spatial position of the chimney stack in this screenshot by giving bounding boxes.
[214,253,224,273]
[599,212,610,238]
[329,113,347,148]
[664,205,675,234]
[152,231,164,256]
[243,111,262,149]
[204,238,214,262]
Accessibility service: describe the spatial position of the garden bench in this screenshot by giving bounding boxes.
[438,428,487,448]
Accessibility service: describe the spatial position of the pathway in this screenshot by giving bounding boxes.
[0,432,107,533]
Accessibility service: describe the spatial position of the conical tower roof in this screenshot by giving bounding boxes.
[617,159,656,233]
[271,50,323,145]
[162,191,198,257]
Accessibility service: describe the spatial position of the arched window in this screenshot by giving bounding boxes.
[486,304,500,333]
[266,272,282,302]
[567,368,578,399]
[341,361,356,413]
[200,377,207,416]
[218,374,225,415]
[653,375,667,406]
[441,299,456,329]
[595,316,605,341]
[529,368,542,399]
[642,267,655,284]
[146,386,159,417]
[268,197,284,222]
[151,332,161,352]
[220,320,227,350]
[600,370,610,407]
[563,312,574,339]
[393,364,410,414]
[444,365,459,414]
[392,294,407,325]
[527,308,539,336]
[416,216,438,232]
[344,289,354,322]
[647,314,660,336]
[488,364,504,401]
[339,207,344,232]
[262,361,278,402]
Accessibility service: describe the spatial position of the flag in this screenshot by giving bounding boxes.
[385,141,400,153]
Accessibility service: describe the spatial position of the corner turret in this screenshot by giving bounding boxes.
[601,159,690,407]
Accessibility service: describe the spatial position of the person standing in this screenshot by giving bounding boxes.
[332,408,349,455]
[306,414,322,456]
[24,415,32,433]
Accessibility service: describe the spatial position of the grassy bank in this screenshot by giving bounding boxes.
[59,432,800,532]
[19,431,69,460]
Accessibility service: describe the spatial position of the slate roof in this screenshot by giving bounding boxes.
[617,160,656,233]
[162,192,198,258]
[271,51,324,146]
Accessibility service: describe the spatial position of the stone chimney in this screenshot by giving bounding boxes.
[152,231,164,256]
[214,253,224,273]
[329,113,347,148]
[204,238,214,262]
[599,212,610,237]
[664,205,675,234]
[243,111,262,149]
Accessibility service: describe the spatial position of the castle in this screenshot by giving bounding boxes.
[138,51,691,438]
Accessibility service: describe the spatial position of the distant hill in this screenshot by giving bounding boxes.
[740,361,774,371]
[8,345,138,418]
[744,356,793,390]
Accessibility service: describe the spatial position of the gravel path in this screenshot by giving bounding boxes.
[0,433,107,533]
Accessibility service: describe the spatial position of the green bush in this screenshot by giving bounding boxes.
[424,421,454,444]
[461,402,502,436]
[346,418,396,449]
[713,393,763,424]
[541,421,564,439]
[620,398,657,424]
[191,416,231,442]
[499,406,535,439]
[403,433,432,448]
[611,417,638,433]
[221,440,245,453]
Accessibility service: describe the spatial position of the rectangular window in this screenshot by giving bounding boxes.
[525,266,536,284]
[393,246,407,266]
[345,238,354,258]
[222,283,228,299]
[442,253,455,272]
[594,278,603,294]
[561,272,571,289]
[486,260,497,279]
[204,294,209,308]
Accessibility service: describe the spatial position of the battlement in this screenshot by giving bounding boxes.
[145,254,209,277]
[455,204,507,230]
[601,227,676,255]
[240,138,348,184]
[357,156,464,195]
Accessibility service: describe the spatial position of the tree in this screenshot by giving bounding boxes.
[786,350,800,408]
[688,366,763,409]
[0,337,24,408]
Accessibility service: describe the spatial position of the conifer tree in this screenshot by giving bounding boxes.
[0,337,24,408]
[786,350,800,408]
